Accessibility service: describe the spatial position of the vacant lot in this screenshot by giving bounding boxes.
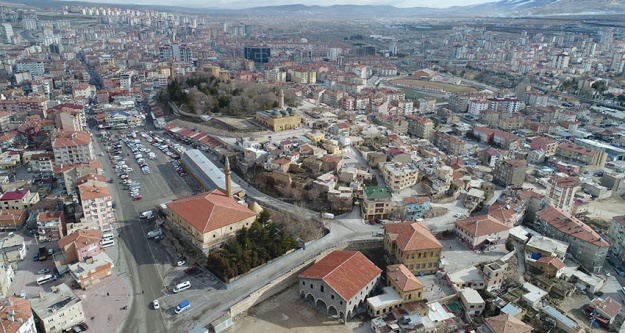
[391,79,476,93]
[586,197,625,221]
[231,283,372,333]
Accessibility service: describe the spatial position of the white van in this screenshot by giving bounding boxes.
[100,239,115,248]
[102,233,114,241]
[173,281,191,293]
[37,274,55,285]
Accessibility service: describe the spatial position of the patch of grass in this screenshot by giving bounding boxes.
[403,89,447,103]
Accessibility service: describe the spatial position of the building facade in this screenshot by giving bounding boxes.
[30,284,85,333]
[493,159,527,186]
[51,131,95,166]
[361,186,393,221]
[536,205,609,273]
[384,222,442,276]
[545,175,580,213]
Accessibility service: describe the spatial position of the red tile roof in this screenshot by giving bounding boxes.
[485,314,533,333]
[591,297,622,319]
[299,251,381,300]
[166,190,256,234]
[454,215,510,237]
[403,196,430,205]
[384,222,442,252]
[58,229,102,249]
[537,205,609,247]
[387,264,424,292]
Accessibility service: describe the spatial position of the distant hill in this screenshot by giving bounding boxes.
[5,0,625,17]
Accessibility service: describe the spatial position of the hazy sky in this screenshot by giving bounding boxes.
[69,0,496,9]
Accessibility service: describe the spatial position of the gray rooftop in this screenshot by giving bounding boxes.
[181,149,240,193]
[30,283,81,319]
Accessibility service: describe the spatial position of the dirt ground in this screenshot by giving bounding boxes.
[230,283,372,333]
[586,197,625,221]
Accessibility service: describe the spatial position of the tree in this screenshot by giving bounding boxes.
[591,80,608,96]
[505,239,515,252]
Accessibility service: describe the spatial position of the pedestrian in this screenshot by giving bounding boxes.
[142,290,144,294]
[107,292,109,296]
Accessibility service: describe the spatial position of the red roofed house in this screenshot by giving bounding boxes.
[0,208,26,231]
[384,222,442,276]
[480,314,533,333]
[0,188,40,210]
[165,190,257,253]
[453,215,510,250]
[587,297,622,326]
[536,205,609,274]
[36,211,65,241]
[299,250,381,321]
[77,175,113,230]
[57,229,103,264]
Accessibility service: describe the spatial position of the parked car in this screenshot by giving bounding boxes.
[154,235,164,241]
[38,268,50,274]
[19,290,26,298]
[78,322,89,331]
[184,266,198,274]
[177,260,186,267]
[33,253,39,261]
[152,300,160,310]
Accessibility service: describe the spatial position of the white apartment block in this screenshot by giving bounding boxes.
[52,131,95,166]
[78,184,113,230]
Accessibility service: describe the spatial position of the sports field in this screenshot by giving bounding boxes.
[391,79,476,93]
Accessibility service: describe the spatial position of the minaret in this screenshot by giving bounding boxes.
[224,157,232,198]
[279,89,285,109]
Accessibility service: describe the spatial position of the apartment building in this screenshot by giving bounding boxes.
[379,162,419,192]
[402,196,431,220]
[406,115,434,141]
[536,205,609,274]
[433,132,467,156]
[37,211,65,242]
[0,297,37,333]
[51,131,95,166]
[0,189,40,210]
[493,159,527,186]
[30,284,86,333]
[77,176,113,230]
[361,186,393,221]
[606,216,625,264]
[531,137,558,156]
[52,103,86,132]
[556,143,607,168]
[545,175,580,213]
[487,97,521,113]
[384,221,442,276]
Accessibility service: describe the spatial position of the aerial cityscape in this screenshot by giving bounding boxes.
[0,0,623,333]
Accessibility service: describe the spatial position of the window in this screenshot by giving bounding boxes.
[331,295,334,299]
[302,281,305,285]
[320,285,324,292]
[310,284,313,289]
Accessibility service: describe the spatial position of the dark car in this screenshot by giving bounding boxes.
[33,253,39,261]
[184,266,198,274]
[595,291,604,297]
[154,235,164,241]
[79,322,89,331]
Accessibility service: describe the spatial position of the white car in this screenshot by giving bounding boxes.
[453,213,462,218]
[177,260,186,267]
[152,299,160,309]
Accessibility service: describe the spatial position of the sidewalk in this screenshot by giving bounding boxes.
[73,274,132,333]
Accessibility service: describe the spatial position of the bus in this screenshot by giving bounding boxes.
[100,239,115,248]
[37,274,55,285]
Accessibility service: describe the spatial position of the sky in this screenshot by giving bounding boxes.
[64,0,496,9]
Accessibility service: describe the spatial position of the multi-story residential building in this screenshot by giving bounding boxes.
[0,297,37,333]
[56,160,104,194]
[255,108,301,132]
[556,143,607,168]
[37,211,65,242]
[58,229,102,264]
[0,209,26,231]
[402,196,431,220]
[468,99,489,117]
[487,97,521,113]
[51,131,95,166]
[361,186,393,221]
[52,103,86,132]
[0,111,10,132]
[536,205,609,273]
[531,137,558,156]
[0,189,39,210]
[30,284,86,333]
[545,175,581,213]
[0,96,48,115]
[31,152,54,177]
[299,250,381,321]
[493,159,527,186]
[459,288,485,315]
[492,130,521,150]
[433,132,467,156]
[165,190,256,254]
[406,115,434,141]
[15,60,45,75]
[379,162,419,192]
[453,215,510,250]
[384,221,442,276]
[607,216,625,264]
[77,176,113,230]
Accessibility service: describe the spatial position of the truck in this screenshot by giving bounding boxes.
[38,246,47,261]
[174,300,190,314]
[321,212,334,219]
[147,229,162,239]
